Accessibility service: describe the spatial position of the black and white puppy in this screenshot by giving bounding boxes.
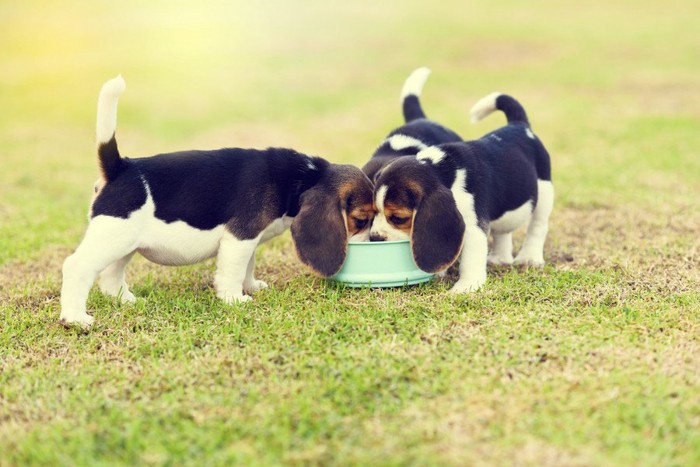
[60,76,374,326]
[370,92,554,293]
[361,67,462,182]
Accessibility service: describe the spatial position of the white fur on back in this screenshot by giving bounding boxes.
[96,75,126,145]
[416,146,447,164]
[387,134,428,152]
[470,91,502,123]
[400,67,431,100]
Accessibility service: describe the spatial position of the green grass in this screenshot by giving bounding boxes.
[1,0,699,465]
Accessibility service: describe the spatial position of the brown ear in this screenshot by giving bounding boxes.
[291,187,348,277]
[411,186,465,273]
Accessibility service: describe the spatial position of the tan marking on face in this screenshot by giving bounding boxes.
[405,179,425,197]
[338,178,375,237]
[347,204,374,236]
[338,180,360,201]
[384,202,414,236]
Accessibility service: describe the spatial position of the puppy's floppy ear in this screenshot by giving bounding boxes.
[411,185,465,273]
[291,186,348,277]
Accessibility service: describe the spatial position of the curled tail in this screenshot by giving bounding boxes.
[96,75,126,182]
[400,67,431,122]
[470,92,529,125]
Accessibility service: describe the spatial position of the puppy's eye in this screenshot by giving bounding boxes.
[354,218,369,229]
[389,215,409,225]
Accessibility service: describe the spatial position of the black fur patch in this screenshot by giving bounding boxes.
[291,187,347,277]
[411,184,465,273]
[402,95,426,121]
[91,147,326,240]
[496,94,529,124]
[91,161,147,218]
[97,136,122,182]
[426,124,547,224]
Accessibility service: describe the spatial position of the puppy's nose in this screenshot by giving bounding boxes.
[370,233,386,242]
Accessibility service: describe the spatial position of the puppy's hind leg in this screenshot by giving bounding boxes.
[215,231,259,304]
[99,251,137,302]
[488,232,514,265]
[515,180,554,266]
[61,217,140,326]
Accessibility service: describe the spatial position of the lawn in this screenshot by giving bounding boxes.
[1,0,699,465]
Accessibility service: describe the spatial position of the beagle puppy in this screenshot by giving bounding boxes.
[60,76,374,326]
[370,92,554,293]
[362,67,462,182]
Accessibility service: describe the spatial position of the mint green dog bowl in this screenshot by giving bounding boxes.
[331,240,434,288]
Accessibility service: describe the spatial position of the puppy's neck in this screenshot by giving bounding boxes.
[265,148,328,217]
[418,150,460,189]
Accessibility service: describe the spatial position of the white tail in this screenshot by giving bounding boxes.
[469,91,502,123]
[96,75,126,145]
[400,67,431,100]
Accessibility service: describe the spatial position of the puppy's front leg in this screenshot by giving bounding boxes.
[215,231,259,303]
[242,253,268,295]
[450,225,488,294]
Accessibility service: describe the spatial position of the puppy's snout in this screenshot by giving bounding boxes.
[370,233,386,242]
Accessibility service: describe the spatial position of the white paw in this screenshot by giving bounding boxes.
[514,254,545,267]
[100,285,136,303]
[487,255,514,266]
[449,278,485,294]
[243,279,268,295]
[217,291,252,304]
[60,312,94,327]
[119,290,137,303]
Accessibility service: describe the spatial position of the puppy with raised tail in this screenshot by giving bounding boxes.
[362,67,462,182]
[370,92,554,293]
[60,76,374,326]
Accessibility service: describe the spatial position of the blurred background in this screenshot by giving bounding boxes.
[1,0,698,263]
